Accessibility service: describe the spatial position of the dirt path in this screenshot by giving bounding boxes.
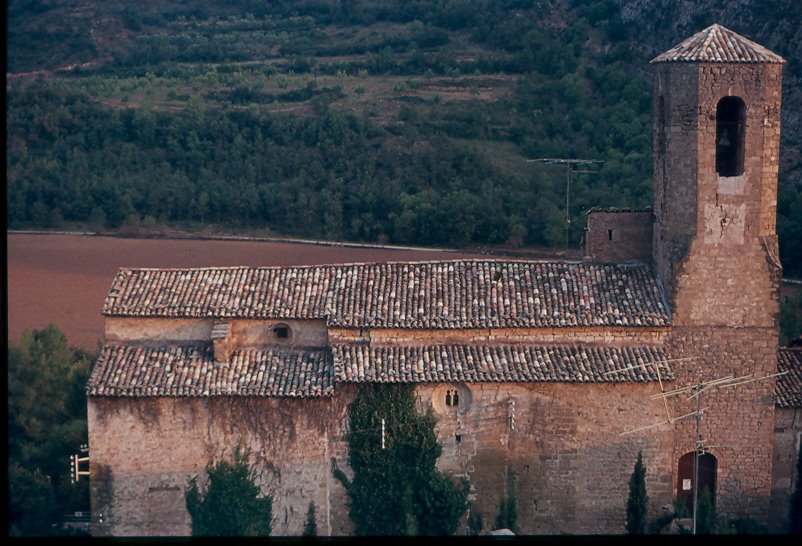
[7,232,491,351]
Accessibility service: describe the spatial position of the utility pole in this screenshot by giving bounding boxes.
[526,158,603,257]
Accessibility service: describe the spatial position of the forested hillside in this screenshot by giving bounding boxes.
[6,0,801,275]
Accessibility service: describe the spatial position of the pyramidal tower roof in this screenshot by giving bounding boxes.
[651,23,785,64]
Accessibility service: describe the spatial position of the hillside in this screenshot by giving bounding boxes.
[6,0,802,275]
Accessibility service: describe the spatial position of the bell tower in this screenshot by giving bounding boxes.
[651,23,784,325]
[651,24,784,521]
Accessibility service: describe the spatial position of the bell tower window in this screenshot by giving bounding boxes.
[715,96,746,177]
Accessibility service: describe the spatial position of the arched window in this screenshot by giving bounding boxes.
[716,96,746,177]
[676,452,717,514]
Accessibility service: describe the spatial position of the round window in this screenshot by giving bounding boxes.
[272,323,292,342]
[432,383,472,414]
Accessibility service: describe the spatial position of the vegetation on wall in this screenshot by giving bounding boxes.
[185,444,273,536]
[334,384,468,535]
[6,1,800,275]
[7,324,93,536]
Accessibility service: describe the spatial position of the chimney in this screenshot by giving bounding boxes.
[211,320,232,364]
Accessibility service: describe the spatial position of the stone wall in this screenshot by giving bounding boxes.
[89,381,675,536]
[105,317,328,348]
[88,394,354,537]
[584,210,654,264]
[666,326,779,520]
[652,62,783,303]
[329,326,669,347]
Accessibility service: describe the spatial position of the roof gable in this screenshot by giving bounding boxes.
[651,24,785,64]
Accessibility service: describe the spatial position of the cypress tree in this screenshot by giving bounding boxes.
[789,447,802,534]
[626,451,648,534]
[303,501,318,537]
[335,384,468,535]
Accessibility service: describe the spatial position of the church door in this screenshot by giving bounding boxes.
[676,452,717,514]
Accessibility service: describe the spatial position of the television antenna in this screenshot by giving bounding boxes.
[611,359,787,535]
[526,158,604,257]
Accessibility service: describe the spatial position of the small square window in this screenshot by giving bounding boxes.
[274,326,289,339]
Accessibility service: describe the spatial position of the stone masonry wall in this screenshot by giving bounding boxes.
[329,326,668,347]
[666,326,778,520]
[89,380,675,536]
[105,317,328,348]
[652,62,700,298]
[88,394,354,537]
[584,210,654,264]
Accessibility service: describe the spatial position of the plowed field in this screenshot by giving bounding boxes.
[7,232,490,350]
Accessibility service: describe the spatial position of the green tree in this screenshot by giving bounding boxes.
[626,451,648,534]
[303,501,318,537]
[790,446,802,534]
[467,506,484,535]
[185,445,272,536]
[8,324,93,536]
[780,291,802,346]
[494,485,519,533]
[695,487,717,534]
[335,384,468,535]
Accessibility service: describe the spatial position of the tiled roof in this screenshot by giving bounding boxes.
[333,344,673,384]
[103,260,670,328]
[88,342,673,398]
[776,348,802,408]
[87,344,334,397]
[652,24,785,64]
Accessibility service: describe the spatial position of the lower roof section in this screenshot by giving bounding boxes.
[333,344,674,384]
[87,344,334,398]
[88,342,674,398]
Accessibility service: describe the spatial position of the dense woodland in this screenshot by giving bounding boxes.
[6,0,801,276]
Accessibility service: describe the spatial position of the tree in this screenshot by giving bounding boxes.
[334,384,468,535]
[467,506,484,536]
[303,501,318,537]
[185,445,272,536]
[790,446,802,534]
[626,451,648,534]
[494,485,519,533]
[695,486,717,535]
[8,325,93,536]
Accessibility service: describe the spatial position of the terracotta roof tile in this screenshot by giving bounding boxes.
[87,344,334,397]
[103,260,670,328]
[332,344,673,383]
[652,24,784,64]
[777,348,802,408]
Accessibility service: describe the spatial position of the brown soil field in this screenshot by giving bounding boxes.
[7,232,494,351]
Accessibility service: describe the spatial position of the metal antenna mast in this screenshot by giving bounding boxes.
[526,158,603,257]
[648,371,786,534]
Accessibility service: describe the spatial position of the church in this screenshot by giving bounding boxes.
[86,24,801,535]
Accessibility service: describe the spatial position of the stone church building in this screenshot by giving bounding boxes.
[86,25,801,535]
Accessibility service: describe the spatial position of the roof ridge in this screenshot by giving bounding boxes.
[651,23,785,64]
